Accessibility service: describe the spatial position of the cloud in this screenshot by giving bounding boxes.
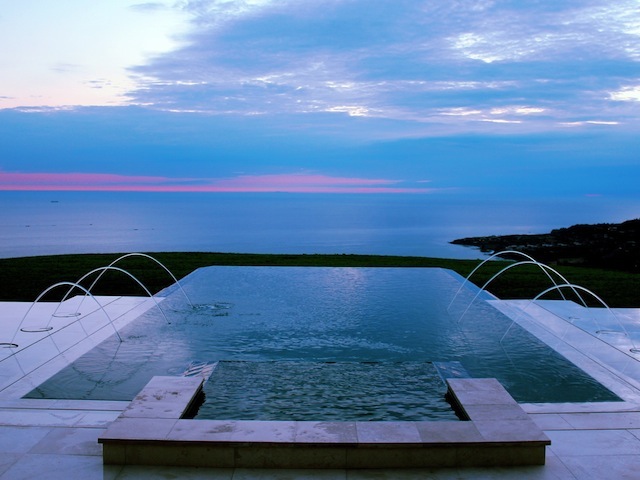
[205,173,435,193]
[50,63,82,74]
[481,119,522,124]
[610,85,640,102]
[0,171,181,189]
[4,0,640,136]
[449,1,640,63]
[560,120,621,127]
[130,3,171,12]
[118,0,640,137]
[0,170,436,194]
[2,1,640,200]
[439,108,482,117]
[181,0,280,26]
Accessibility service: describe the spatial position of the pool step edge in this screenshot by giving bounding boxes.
[99,376,550,468]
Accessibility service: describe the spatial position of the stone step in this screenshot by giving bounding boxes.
[99,376,550,468]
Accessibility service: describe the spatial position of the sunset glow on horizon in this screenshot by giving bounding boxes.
[0,171,435,194]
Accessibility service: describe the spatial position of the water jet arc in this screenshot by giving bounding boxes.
[94,253,192,307]
[59,266,171,325]
[448,250,567,311]
[9,281,122,347]
[457,260,586,323]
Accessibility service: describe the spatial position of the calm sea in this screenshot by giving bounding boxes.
[0,191,637,259]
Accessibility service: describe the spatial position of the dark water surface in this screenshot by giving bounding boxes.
[1,191,636,259]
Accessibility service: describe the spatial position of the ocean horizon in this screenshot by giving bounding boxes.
[0,191,637,260]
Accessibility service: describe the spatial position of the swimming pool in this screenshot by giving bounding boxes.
[25,267,620,418]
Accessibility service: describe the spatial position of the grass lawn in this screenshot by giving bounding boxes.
[0,252,638,308]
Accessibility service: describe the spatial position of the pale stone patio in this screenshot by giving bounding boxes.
[2,285,640,478]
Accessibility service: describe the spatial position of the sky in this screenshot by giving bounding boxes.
[0,0,639,197]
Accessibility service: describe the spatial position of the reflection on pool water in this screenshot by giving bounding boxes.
[199,361,460,421]
[26,267,620,419]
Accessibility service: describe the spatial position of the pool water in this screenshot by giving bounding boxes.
[198,361,459,421]
[26,267,620,417]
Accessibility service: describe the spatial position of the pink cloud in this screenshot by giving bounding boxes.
[0,171,436,194]
[0,171,175,187]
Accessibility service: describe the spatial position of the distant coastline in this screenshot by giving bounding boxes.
[451,218,640,273]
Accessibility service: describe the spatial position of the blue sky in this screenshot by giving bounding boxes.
[0,0,639,196]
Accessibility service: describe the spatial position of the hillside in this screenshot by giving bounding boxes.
[451,218,640,272]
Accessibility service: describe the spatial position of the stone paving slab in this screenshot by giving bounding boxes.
[119,376,203,420]
[99,376,550,469]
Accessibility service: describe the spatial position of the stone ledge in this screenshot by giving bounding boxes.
[99,376,550,468]
[119,376,204,419]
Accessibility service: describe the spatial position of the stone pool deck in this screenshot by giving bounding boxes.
[2,294,640,478]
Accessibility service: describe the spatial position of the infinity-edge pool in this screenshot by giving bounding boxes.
[26,267,620,420]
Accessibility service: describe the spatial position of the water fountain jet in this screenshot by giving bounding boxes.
[457,260,587,323]
[80,253,193,310]
[9,281,122,348]
[56,266,171,325]
[448,250,568,311]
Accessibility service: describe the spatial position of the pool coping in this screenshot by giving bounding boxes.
[98,376,550,468]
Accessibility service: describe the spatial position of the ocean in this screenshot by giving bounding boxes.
[0,191,637,259]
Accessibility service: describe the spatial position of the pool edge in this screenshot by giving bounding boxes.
[99,375,550,468]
